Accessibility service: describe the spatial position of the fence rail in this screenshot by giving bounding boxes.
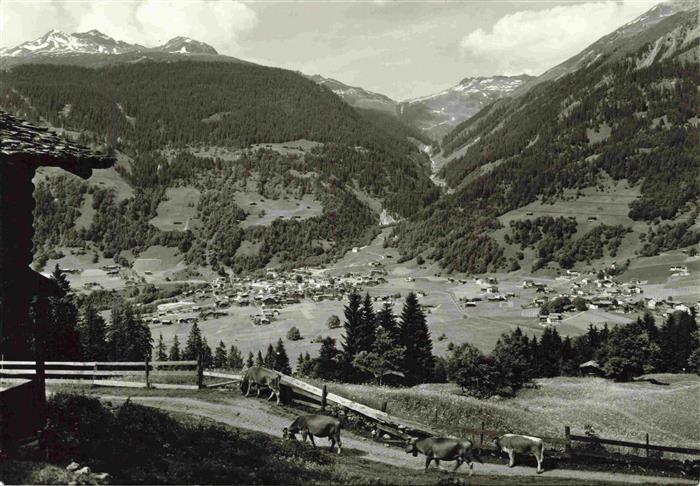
[566,428,700,456]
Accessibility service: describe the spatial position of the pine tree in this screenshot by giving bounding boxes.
[214,340,228,368]
[47,265,82,360]
[274,338,292,374]
[359,292,377,352]
[246,351,255,368]
[201,337,213,369]
[108,302,152,361]
[156,333,168,361]
[183,323,203,360]
[256,350,264,367]
[341,291,363,363]
[399,292,434,383]
[314,337,340,380]
[227,344,243,369]
[78,302,107,361]
[377,302,400,343]
[264,343,276,369]
[169,335,181,361]
[296,353,308,376]
[659,311,698,372]
[538,327,563,377]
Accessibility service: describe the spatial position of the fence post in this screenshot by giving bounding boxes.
[381,401,388,413]
[321,385,328,410]
[197,352,204,389]
[645,433,650,457]
[565,426,571,455]
[480,421,485,446]
[145,355,150,389]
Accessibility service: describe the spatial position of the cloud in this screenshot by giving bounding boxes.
[2,0,258,54]
[459,1,656,76]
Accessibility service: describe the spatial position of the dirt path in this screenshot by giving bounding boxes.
[96,393,694,485]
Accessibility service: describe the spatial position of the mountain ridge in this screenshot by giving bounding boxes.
[0,29,218,57]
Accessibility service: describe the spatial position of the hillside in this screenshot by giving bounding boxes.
[0,61,435,271]
[307,74,398,116]
[390,7,699,274]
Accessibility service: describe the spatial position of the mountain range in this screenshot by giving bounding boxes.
[0,1,698,275]
[0,29,218,57]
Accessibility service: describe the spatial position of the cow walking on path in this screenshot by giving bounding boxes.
[242,366,281,405]
[493,434,545,473]
[283,414,343,454]
[405,437,481,473]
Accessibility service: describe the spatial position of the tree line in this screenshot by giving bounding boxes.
[444,311,699,398]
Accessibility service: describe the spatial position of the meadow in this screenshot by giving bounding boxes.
[322,374,700,451]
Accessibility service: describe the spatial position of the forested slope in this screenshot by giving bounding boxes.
[390,11,699,273]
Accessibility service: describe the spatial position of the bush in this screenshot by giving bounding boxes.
[326,315,341,329]
[287,326,302,341]
[416,255,425,265]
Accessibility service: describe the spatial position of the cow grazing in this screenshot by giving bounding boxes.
[242,366,281,405]
[493,434,544,473]
[283,414,342,454]
[405,437,482,473]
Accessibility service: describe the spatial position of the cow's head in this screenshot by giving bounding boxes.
[404,437,419,456]
[492,437,501,452]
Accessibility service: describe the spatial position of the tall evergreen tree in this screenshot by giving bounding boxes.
[377,302,400,343]
[274,338,292,374]
[359,293,377,352]
[256,350,264,367]
[264,344,276,369]
[246,351,255,368]
[169,335,181,361]
[201,337,213,369]
[47,265,82,360]
[341,291,363,378]
[313,337,340,380]
[156,333,168,361]
[78,302,107,361]
[213,340,228,368]
[227,344,243,369]
[399,292,434,383]
[538,327,563,377]
[183,323,203,360]
[108,302,152,361]
[659,311,698,372]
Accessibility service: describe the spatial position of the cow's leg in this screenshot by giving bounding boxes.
[454,457,462,471]
[434,459,440,469]
[256,384,261,397]
[267,389,275,401]
[275,390,280,405]
[424,455,433,471]
[336,432,342,455]
[301,431,308,444]
[308,434,316,448]
[245,380,253,397]
[508,450,515,468]
[536,450,544,473]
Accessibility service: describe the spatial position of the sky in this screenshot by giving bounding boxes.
[0,0,659,100]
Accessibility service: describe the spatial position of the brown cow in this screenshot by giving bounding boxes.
[283,414,342,454]
[493,434,545,473]
[405,437,481,473]
[242,366,281,405]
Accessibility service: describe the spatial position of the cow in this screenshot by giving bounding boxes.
[282,414,343,454]
[242,366,281,405]
[405,437,482,473]
[493,434,545,473]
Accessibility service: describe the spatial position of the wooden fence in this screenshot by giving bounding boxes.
[0,360,200,390]
[4,362,698,465]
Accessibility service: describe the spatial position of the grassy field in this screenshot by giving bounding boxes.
[234,191,323,228]
[323,374,700,451]
[149,186,201,232]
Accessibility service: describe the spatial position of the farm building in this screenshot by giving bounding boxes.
[579,360,604,377]
[0,111,114,453]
